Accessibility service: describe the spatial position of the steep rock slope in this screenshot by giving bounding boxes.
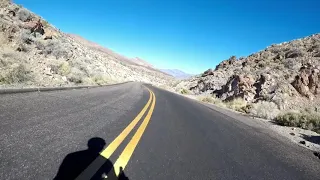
[176,34,320,116]
[0,1,174,88]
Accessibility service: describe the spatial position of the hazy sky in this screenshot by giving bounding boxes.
[16,0,319,74]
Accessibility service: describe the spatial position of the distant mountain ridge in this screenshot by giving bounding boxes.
[160,69,192,79]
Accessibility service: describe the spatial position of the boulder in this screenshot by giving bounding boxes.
[202,68,214,77]
[308,70,319,94]
[215,74,256,102]
[43,29,58,40]
[292,67,320,98]
[31,19,44,35]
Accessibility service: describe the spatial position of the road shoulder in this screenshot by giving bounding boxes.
[155,85,320,155]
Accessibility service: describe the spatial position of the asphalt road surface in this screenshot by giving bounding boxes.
[0,82,319,180]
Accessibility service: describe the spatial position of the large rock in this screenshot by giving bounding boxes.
[292,67,320,99]
[190,71,230,94]
[309,69,319,94]
[215,74,256,102]
[202,68,214,77]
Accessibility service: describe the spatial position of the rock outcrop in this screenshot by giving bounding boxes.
[292,67,320,99]
[177,33,320,113]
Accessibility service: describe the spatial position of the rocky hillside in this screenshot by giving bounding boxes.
[176,33,320,121]
[0,1,174,88]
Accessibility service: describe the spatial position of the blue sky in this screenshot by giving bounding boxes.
[16,0,319,74]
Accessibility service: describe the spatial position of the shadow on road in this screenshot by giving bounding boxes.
[301,134,320,145]
[53,137,129,180]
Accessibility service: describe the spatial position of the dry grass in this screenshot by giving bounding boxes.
[92,75,111,85]
[17,8,32,22]
[225,98,247,112]
[197,96,247,113]
[197,95,226,107]
[0,64,33,84]
[69,59,91,77]
[180,88,189,94]
[16,43,30,52]
[275,111,320,133]
[170,80,181,87]
[20,30,33,44]
[36,39,69,59]
[67,76,83,84]
[248,101,280,119]
[58,62,71,76]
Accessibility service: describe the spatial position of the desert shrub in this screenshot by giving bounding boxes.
[0,64,32,84]
[40,41,54,55]
[197,95,226,107]
[170,80,180,87]
[40,40,68,59]
[16,43,30,52]
[275,112,320,133]
[304,107,320,114]
[47,64,59,74]
[42,20,49,28]
[283,58,302,70]
[69,60,91,76]
[249,101,280,119]
[80,77,95,85]
[239,104,253,114]
[92,75,110,85]
[198,96,214,103]
[67,76,83,84]
[20,30,33,44]
[58,62,70,76]
[52,47,68,59]
[65,66,89,84]
[1,52,18,61]
[225,98,247,112]
[34,39,46,50]
[17,9,32,22]
[180,88,189,94]
[0,58,9,67]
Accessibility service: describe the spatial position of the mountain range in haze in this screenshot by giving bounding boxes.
[160,69,193,79]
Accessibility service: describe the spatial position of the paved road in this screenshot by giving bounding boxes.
[0,82,319,180]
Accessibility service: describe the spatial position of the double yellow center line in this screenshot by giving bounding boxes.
[76,87,156,179]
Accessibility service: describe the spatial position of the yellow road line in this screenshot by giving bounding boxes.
[113,90,156,176]
[100,89,153,159]
[76,88,153,180]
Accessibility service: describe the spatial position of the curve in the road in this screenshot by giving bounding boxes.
[113,89,156,175]
[76,86,156,179]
